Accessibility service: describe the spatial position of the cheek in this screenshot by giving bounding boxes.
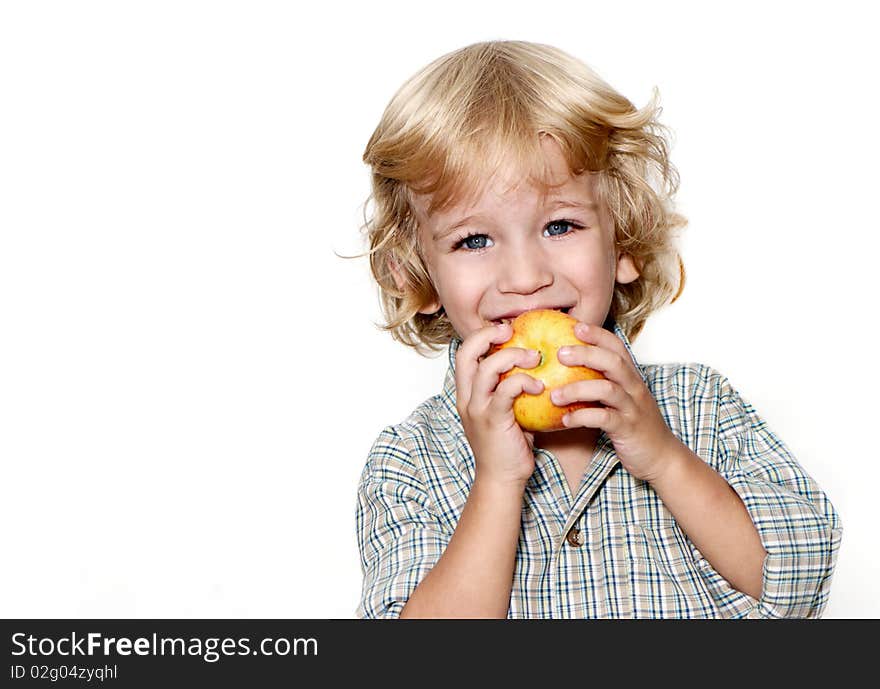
[558,250,614,290]
[437,275,486,311]
[432,257,487,296]
[430,265,492,330]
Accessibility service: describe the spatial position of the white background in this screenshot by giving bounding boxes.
[1,0,877,618]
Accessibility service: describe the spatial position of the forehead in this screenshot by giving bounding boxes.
[411,139,595,223]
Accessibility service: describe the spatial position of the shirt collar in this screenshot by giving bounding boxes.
[440,315,648,419]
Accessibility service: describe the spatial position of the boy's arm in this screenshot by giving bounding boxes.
[358,324,541,619]
[647,442,766,599]
[356,429,453,620]
[709,377,841,618]
[651,371,842,618]
[399,475,524,618]
[356,442,525,620]
[402,324,542,618]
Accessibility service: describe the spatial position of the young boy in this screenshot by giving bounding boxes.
[355,40,841,618]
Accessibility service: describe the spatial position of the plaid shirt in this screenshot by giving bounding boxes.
[355,321,842,618]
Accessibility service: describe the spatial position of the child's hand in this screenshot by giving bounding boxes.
[455,323,545,488]
[550,322,680,482]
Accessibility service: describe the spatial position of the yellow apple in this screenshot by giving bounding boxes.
[488,309,604,432]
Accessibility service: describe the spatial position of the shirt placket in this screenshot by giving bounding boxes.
[536,434,622,618]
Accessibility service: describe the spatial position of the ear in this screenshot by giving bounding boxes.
[615,253,640,285]
[418,298,443,315]
[386,256,443,315]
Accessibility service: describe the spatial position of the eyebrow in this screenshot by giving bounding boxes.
[432,199,598,242]
[432,214,488,241]
[549,199,598,213]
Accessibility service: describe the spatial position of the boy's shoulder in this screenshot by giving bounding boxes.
[360,368,469,485]
[641,360,760,463]
[611,320,738,407]
[641,360,735,399]
[641,360,743,420]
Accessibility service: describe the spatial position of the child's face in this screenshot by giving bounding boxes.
[410,137,639,340]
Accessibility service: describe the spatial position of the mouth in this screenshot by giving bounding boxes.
[490,305,573,325]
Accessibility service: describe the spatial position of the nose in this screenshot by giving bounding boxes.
[496,242,554,295]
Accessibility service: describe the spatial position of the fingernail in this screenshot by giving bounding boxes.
[562,414,571,426]
[576,323,590,336]
[558,346,571,358]
[550,389,563,404]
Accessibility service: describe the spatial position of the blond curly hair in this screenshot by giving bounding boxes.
[360,40,686,355]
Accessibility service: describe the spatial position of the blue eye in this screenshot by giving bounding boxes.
[455,234,493,250]
[544,220,582,237]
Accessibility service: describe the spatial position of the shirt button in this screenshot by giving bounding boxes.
[566,527,583,547]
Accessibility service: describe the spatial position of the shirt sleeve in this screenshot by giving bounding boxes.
[699,372,843,618]
[355,426,453,619]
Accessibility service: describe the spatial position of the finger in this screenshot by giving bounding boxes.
[574,322,632,362]
[491,373,545,414]
[562,405,618,433]
[550,377,628,410]
[471,347,541,405]
[557,341,640,389]
[454,323,514,409]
